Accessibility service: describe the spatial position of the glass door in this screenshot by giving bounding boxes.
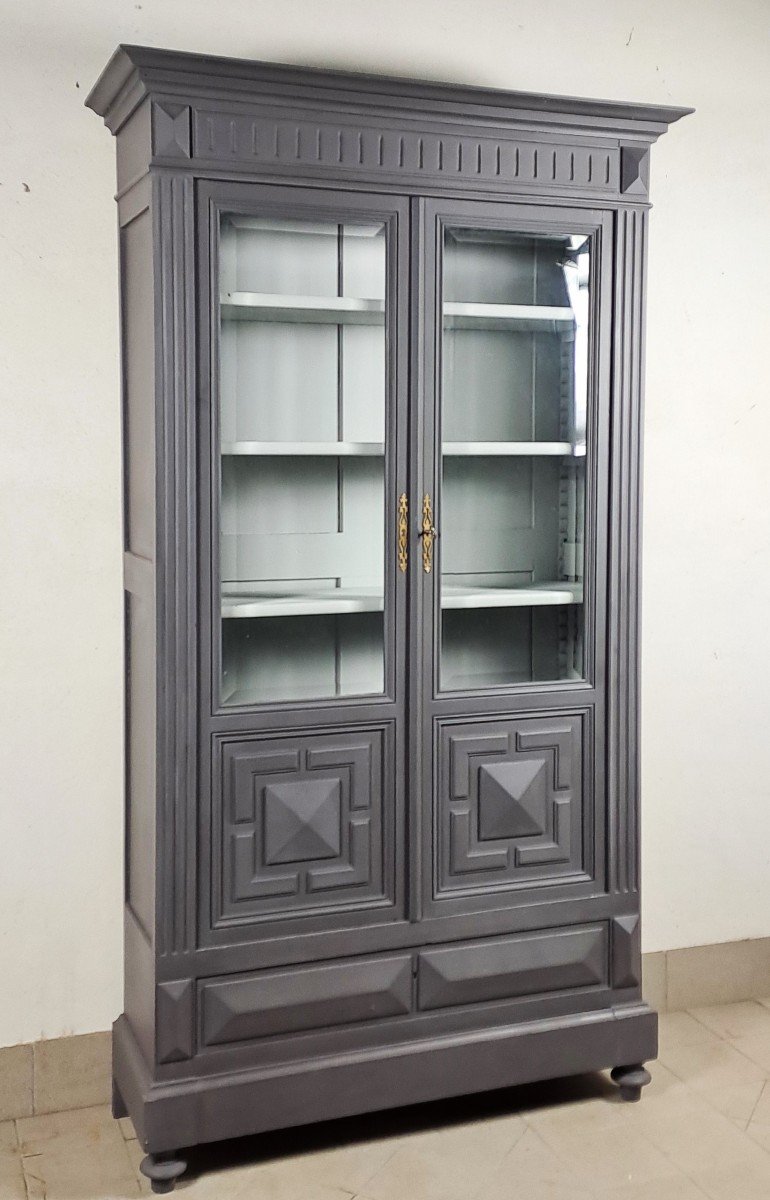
[203,186,408,710]
[421,202,610,695]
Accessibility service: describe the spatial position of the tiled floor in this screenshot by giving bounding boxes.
[5,1000,770,1199]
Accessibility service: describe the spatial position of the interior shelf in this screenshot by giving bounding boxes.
[222,588,385,619]
[442,582,582,609]
[220,292,385,324]
[219,293,575,333]
[443,302,575,332]
[443,441,576,456]
[221,441,576,457]
[221,582,582,618]
[222,441,384,457]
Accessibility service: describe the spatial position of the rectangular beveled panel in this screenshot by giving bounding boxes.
[200,953,413,1046]
[435,712,589,900]
[418,923,607,1011]
[212,724,397,930]
[119,204,155,562]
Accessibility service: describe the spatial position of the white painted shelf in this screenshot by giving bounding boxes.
[442,583,583,609]
[443,302,575,332]
[219,293,575,333]
[443,441,576,456]
[222,587,385,619]
[221,582,582,619]
[222,441,579,457]
[220,292,385,324]
[222,441,384,457]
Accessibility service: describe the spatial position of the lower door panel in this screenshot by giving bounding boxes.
[430,710,599,914]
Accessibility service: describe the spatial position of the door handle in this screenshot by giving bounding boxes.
[419,493,437,573]
[397,493,408,573]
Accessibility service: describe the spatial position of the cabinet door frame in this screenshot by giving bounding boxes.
[412,197,614,923]
[195,180,411,954]
[196,180,411,725]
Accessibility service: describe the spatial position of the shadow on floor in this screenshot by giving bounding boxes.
[178,1069,619,1186]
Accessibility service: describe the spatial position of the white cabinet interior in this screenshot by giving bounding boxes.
[439,228,588,690]
[218,216,387,706]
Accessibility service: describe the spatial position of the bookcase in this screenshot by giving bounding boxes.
[87,46,690,1192]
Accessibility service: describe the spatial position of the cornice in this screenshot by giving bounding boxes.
[86,44,693,141]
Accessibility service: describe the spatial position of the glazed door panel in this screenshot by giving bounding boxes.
[416,198,613,920]
[197,182,410,949]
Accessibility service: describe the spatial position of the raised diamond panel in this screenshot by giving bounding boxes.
[436,713,589,899]
[263,779,342,865]
[478,759,546,841]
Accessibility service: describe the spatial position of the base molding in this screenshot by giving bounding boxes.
[3,935,769,1124]
[113,1005,657,1154]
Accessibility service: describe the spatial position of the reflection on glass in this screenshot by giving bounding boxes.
[440,228,590,690]
[218,215,387,705]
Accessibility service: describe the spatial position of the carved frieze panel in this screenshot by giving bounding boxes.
[187,107,623,195]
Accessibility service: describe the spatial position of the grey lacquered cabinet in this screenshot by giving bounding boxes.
[87,47,691,1192]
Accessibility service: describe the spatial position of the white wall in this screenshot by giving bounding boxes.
[1,0,768,1048]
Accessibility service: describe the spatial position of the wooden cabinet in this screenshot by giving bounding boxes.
[87,46,690,1192]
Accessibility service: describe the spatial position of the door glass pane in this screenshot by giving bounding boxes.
[218,214,387,705]
[439,226,590,690]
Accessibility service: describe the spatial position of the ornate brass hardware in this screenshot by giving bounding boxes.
[397,493,408,573]
[419,493,437,573]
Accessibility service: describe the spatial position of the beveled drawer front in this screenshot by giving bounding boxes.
[417,924,607,1011]
[201,954,413,1046]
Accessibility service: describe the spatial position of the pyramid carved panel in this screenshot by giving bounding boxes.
[213,727,393,927]
[436,713,589,899]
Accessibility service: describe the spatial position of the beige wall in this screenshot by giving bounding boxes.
[1,0,768,1048]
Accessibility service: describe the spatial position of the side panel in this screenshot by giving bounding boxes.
[117,174,157,1063]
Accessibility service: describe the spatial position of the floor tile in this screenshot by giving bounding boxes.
[470,1126,596,1200]
[731,1032,770,1073]
[656,1038,766,1123]
[639,1061,688,1100]
[0,1043,33,1121]
[659,1037,766,1090]
[534,1119,680,1191]
[182,1164,357,1200]
[691,1157,770,1200]
[634,1089,770,1175]
[595,1177,710,1199]
[521,1071,626,1135]
[747,1081,770,1125]
[659,1011,721,1052]
[746,1120,770,1154]
[0,1121,26,1200]
[350,1114,526,1200]
[690,1001,770,1041]
[18,1105,139,1199]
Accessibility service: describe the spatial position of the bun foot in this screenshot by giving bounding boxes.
[611,1063,652,1102]
[140,1154,187,1194]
